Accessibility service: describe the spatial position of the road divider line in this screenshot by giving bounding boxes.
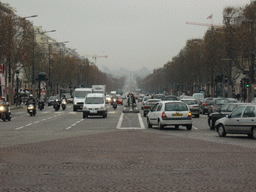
[138,113,145,129]
[34,121,40,124]
[116,113,124,129]
[15,126,24,130]
[192,126,198,130]
[66,119,84,130]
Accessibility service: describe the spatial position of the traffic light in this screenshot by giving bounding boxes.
[246,79,249,88]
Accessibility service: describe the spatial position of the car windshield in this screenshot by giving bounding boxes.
[74,91,91,98]
[205,99,213,104]
[215,99,229,104]
[143,97,150,101]
[147,99,161,103]
[166,97,177,100]
[221,104,229,111]
[85,97,104,104]
[155,95,165,99]
[193,94,204,99]
[165,102,188,111]
[182,100,197,105]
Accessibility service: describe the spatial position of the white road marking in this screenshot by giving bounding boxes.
[41,119,46,121]
[192,126,198,130]
[34,121,40,124]
[66,119,84,130]
[138,113,145,129]
[118,127,146,130]
[13,112,25,114]
[15,126,24,130]
[42,111,50,114]
[116,113,124,129]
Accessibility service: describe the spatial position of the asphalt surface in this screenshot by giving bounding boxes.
[0,102,256,191]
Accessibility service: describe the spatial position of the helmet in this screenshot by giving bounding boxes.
[29,94,33,98]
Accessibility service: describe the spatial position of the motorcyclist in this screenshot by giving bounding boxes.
[27,94,36,108]
[0,97,11,120]
[61,94,67,103]
[111,95,118,105]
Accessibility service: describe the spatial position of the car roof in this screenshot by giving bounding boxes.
[86,93,104,97]
[181,98,196,101]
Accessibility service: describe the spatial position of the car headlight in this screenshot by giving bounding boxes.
[83,107,88,110]
[74,102,77,105]
[100,107,104,110]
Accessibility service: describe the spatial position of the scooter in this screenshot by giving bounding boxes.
[54,99,60,111]
[0,103,11,121]
[61,99,67,110]
[27,104,36,116]
[113,99,117,110]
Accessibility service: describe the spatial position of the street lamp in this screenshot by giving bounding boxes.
[7,15,37,104]
[32,29,56,96]
[15,70,19,107]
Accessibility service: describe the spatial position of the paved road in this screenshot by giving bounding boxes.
[0,102,256,191]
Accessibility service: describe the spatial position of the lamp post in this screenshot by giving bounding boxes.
[15,70,19,107]
[32,29,56,96]
[7,15,37,104]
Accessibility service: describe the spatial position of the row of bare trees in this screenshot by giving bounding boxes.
[137,3,256,101]
[0,3,125,104]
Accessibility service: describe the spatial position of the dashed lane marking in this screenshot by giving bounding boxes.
[66,119,84,130]
[192,126,198,130]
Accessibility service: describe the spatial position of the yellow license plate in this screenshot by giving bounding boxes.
[173,113,182,116]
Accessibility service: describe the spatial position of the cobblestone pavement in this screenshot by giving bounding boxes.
[1,130,256,191]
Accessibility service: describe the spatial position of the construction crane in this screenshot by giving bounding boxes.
[186,21,223,28]
[84,55,108,66]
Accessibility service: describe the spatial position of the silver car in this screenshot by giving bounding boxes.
[181,98,200,118]
[215,104,256,139]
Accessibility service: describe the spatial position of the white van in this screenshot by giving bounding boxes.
[82,93,107,118]
[73,88,92,111]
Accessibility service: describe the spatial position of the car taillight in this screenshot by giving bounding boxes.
[203,103,208,106]
[188,112,192,117]
[162,111,167,118]
[144,106,149,109]
[212,106,215,111]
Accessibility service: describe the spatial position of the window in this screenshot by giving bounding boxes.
[157,104,162,111]
[151,103,159,112]
[165,102,188,111]
[243,106,255,117]
[85,97,104,104]
[215,99,229,105]
[230,106,246,118]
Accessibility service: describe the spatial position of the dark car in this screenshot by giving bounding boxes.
[164,95,178,101]
[143,99,161,117]
[199,98,213,114]
[47,96,56,106]
[154,94,165,101]
[207,98,230,117]
[208,103,251,130]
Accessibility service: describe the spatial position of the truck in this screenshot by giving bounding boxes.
[92,85,106,95]
[73,88,92,111]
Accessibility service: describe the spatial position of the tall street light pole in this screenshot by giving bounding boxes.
[32,29,56,96]
[7,15,37,104]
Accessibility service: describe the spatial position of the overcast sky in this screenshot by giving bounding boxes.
[2,0,249,71]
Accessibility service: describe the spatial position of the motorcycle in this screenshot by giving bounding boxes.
[0,103,11,121]
[38,101,44,111]
[61,99,67,110]
[113,98,117,110]
[54,99,60,111]
[27,104,36,116]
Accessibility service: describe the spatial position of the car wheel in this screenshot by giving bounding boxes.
[158,120,164,130]
[175,125,179,129]
[252,127,256,139]
[218,124,226,137]
[143,112,146,117]
[73,106,76,111]
[83,112,87,118]
[186,125,192,130]
[209,118,214,130]
[147,117,152,128]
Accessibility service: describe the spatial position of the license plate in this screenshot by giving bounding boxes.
[173,113,182,116]
[90,110,97,114]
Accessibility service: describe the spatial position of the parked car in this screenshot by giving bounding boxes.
[207,98,230,116]
[208,103,252,130]
[215,104,256,139]
[164,95,178,101]
[147,101,192,130]
[141,96,151,110]
[143,99,161,117]
[199,98,213,114]
[181,98,200,118]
